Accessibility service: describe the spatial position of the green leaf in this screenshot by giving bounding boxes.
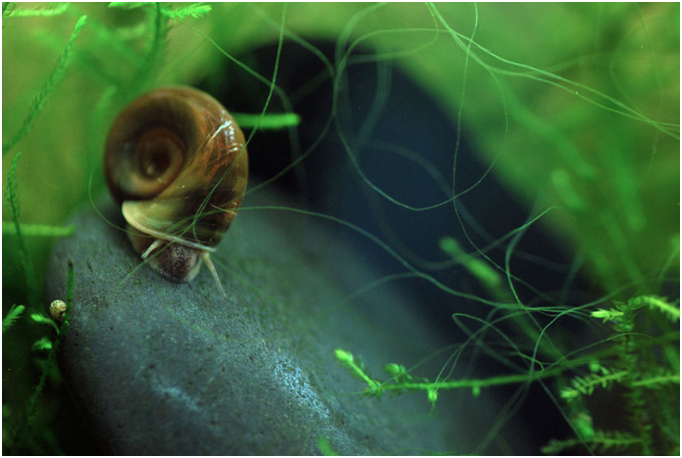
[3,304,25,334]
[30,313,59,334]
[32,337,53,352]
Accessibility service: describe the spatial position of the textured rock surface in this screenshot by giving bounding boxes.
[45,186,460,455]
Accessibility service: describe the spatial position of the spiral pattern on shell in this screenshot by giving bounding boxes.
[104,86,248,251]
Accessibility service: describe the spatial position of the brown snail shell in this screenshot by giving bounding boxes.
[104,86,248,297]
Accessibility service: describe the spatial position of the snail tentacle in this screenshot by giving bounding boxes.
[141,239,164,259]
[201,252,227,300]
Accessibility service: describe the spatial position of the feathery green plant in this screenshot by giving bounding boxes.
[2,304,25,334]
[4,152,39,308]
[336,289,680,455]
[2,15,87,155]
[5,2,69,18]
[7,262,75,454]
[109,1,212,21]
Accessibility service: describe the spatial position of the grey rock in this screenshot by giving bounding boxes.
[44,186,460,455]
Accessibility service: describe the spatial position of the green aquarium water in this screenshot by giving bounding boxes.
[2,2,679,455]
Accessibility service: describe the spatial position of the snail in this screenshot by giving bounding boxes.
[50,299,67,322]
[104,86,248,298]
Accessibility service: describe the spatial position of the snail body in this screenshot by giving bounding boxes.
[104,86,248,297]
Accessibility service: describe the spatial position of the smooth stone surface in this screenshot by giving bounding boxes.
[45,186,462,455]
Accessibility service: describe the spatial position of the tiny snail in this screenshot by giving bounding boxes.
[104,86,248,298]
[50,299,67,322]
